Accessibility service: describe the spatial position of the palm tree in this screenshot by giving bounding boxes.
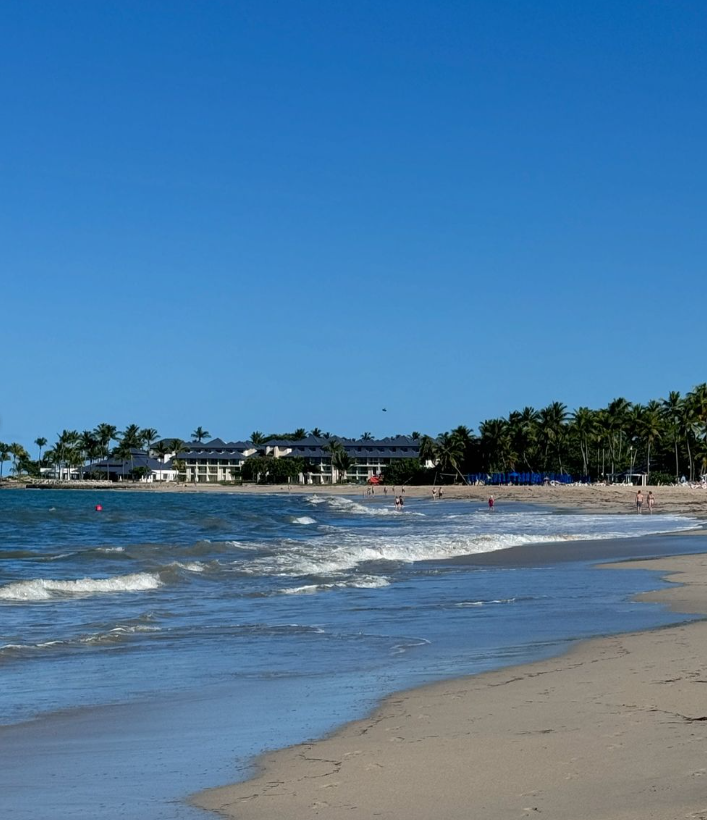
[570,407,596,478]
[605,398,632,475]
[9,443,28,476]
[170,438,186,456]
[538,402,568,472]
[78,430,99,478]
[418,435,437,472]
[411,431,421,440]
[508,407,540,471]
[34,437,47,464]
[360,432,373,441]
[479,419,512,473]
[250,431,266,445]
[141,428,159,455]
[679,398,699,481]
[153,440,172,463]
[120,424,142,448]
[119,425,141,475]
[113,439,134,481]
[94,423,118,480]
[324,439,345,483]
[688,383,707,478]
[191,426,210,443]
[292,428,307,440]
[637,400,663,482]
[435,432,466,483]
[56,430,80,480]
[333,449,351,482]
[0,443,10,478]
[310,428,322,438]
[661,391,684,481]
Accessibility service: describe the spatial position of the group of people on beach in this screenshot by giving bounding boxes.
[635,489,655,513]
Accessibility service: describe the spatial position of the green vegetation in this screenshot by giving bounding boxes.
[424,383,707,483]
[4,382,707,485]
[241,456,305,483]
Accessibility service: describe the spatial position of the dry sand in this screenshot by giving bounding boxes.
[192,553,707,820]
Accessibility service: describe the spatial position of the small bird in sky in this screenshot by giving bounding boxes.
[382,408,387,412]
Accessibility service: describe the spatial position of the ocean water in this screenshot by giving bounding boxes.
[0,489,704,819]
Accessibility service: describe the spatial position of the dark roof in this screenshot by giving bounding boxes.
[85,453,174,472]
[268,435,419,448]
[179,449,248,462]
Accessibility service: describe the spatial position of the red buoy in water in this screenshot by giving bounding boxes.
[95,504,103,512]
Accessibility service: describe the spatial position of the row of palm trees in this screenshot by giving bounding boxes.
[417,385,707,483]
[6,385,707,484]
[1,426,194,481]
[0,442,30,478]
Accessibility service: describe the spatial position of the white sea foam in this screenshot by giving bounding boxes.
[307,496,424,517]
[280,575,391,594]
[292,516,317,525]
[81,624,162,644]
[1,624,162,654]
[237,511,701,579]
[170,561,207,573]
[0,572,162,601]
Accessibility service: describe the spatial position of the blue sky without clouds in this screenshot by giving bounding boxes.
[2,0,706,449]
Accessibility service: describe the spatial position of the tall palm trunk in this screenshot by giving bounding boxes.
[687,435,693,481]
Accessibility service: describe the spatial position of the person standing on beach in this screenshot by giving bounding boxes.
[647,491,655,513]
[635,489,644,513]
[432,487,437,500]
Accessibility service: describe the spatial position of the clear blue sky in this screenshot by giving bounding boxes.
[2,0,706,449]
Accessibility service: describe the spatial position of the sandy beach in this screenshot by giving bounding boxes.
[193,551,707,820]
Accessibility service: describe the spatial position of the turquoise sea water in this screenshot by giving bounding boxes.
[0,489,704,819]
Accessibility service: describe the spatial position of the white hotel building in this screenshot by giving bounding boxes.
[172,436,421,484]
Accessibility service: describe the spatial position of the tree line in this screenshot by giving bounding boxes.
[413,384,707,485]
[2,383,707,484]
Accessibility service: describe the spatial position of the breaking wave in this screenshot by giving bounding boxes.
[306,496,424,517]
[0,572,162,601]
[280,576,391,594]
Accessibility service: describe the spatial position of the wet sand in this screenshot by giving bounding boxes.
[193,551,707,820]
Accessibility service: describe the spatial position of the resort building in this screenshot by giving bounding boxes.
[176,439,258,483]
[264,435,420,484]
[83,450,177,482]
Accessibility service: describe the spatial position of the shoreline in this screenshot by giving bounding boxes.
[6,480,707,518]
[192,548,707,820]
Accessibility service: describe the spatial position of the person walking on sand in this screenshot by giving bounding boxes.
[647,491,655,513]
[635,489,644,513]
